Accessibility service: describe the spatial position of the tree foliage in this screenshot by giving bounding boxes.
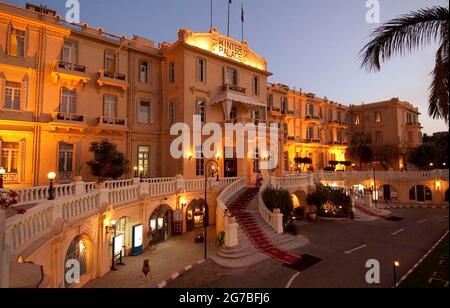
[348,132,374,170]
[360,6,449,123]
[408,133,449,169]
[87,140,130,180]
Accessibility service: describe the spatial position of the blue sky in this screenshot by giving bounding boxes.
[5,0,448,134]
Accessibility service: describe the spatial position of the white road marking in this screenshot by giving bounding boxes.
[391,228,405,236]
[345,244,367,254]
[418,219,428,224]
[157,281,167,288]
[184,265,193,271]
[171,272,180,280]
[285,272,300,288]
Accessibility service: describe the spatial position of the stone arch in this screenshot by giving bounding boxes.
[291,190,307,208]
[377,184,398,201]
[148,204,173,245]
[186,199,206,232]
[64,234,93,288]
[409,185,433,202]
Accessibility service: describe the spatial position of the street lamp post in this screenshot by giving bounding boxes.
[47,172,56,200]
[394,260,400,288]
[204,159,219,261]
[0,167,5,189]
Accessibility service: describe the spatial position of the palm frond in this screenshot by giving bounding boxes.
[429,42,449,123]
[360,6,449,71]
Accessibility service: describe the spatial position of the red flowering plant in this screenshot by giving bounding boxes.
[0,188,19,210]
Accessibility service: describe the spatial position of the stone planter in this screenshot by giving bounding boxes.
[73,176,83,182]
[95,182,106,189]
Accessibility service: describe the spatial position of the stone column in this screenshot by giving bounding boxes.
[273,208,284,234]
[0,209,10,288]
[224,216,239,248]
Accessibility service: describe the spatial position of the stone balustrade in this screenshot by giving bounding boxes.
[4,176,242,257]
[313,169,448,181]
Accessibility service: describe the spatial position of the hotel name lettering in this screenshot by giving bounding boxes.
[212,37,248,63]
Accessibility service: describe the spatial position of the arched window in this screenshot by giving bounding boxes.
[409,185,432,202]
[64,235,89,288]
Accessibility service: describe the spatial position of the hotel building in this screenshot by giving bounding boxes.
[0,2,422,188]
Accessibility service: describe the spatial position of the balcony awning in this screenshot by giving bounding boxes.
[211,91,266,108]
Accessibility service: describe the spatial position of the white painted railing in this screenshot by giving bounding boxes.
[314,169,449,181]
[105,179,134,190]
[216,177,247,216]
[61,193,98,221]
[5,202,54,252]
[257,179,279,233]
[14,183,75,206]
[141,177,176,184]
[148,180,176,196]
[4,175,242,256]
[185,179,205,192]
[272,174,313,189]
[108,185,140,205]
[218,177,240,190]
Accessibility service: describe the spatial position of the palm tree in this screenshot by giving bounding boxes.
[360,6,449,123]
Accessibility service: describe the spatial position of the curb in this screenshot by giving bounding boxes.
[157,259,206,288]
[395,230,449,288]
[378,204,449,210]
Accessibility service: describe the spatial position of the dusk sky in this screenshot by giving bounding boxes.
[5,0,448,134]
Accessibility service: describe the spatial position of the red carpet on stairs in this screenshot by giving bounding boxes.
[227,188,302,265]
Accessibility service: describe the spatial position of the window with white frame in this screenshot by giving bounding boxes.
[168,100,176,124]
[307,127,314,139]
[307,104,314,116]
[58,142,73,180]
[196,58,206,82]
[1,142,19,175]
[225,67,238,86]
[138,101,152,124]
[60,88,76,114]
[354,113,361,125]
[328,109,333,121]
[9,27,25,57]
[103,94,118,121]
[139,60,149,83]
[62,40,76,63]
[104,49,116,72]
[196,99,206,122]
[4,81,21,110]
[138,146,150,177]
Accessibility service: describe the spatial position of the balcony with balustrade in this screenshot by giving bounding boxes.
[97,70,129,91]
[51,60,90,87]
[94,116,128,131]
[304,115,321,123]
[50,112,87,130]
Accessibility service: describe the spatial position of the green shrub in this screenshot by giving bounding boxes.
[262,185,294,223]
[307,183,352,218]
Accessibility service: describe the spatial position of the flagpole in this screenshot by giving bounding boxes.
[210,0,213,31]
[227,0,231,37]
[241,3,244,42]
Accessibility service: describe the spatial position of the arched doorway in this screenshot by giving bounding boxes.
[378,185,398,201]
[64,235,91,288]
[149,205,173,245]
[445,189,449,202]
[292,191,307,219]
[186,199,206,232]
[116,217,131,255]
[409,185,433,202]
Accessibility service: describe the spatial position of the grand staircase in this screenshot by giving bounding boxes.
[212,188,308,268]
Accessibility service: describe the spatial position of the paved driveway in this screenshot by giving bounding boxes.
[167,208,449,288]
